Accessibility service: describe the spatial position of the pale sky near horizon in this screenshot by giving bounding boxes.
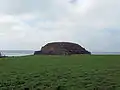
[0,0,120,52]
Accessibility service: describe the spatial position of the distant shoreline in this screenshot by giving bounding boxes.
[92,52,120,55]
[1,50,120,56]
[0,50,34,56]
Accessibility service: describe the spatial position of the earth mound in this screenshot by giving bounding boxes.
[34,42,91,55]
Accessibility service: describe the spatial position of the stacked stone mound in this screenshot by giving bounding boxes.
[0,52,6,58]
[34,42,91,55]
[0,52,5,58]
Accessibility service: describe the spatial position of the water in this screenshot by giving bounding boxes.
[0,50,34,56]
[92,52,120,55]
[0,50,120,57]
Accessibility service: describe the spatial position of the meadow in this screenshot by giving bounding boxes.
[0,55,120,90]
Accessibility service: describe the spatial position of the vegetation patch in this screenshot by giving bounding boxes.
[0,55,120,90]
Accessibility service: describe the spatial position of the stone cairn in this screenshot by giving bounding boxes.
[34,42,91,55]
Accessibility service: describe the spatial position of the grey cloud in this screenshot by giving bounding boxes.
[0,0,120,52]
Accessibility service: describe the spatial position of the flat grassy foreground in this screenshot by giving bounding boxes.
[0,55,120,90]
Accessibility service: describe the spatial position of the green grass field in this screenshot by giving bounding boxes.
[0,55,120,90]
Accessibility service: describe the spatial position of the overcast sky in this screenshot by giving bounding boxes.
[0,0,120,52]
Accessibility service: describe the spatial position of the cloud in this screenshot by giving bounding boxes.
[0,0,120,52]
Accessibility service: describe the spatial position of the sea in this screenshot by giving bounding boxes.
[0,50,34,57]
[0,50,120,57]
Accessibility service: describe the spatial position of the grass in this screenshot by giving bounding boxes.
[0,55,120,90]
